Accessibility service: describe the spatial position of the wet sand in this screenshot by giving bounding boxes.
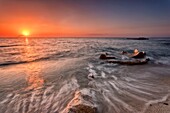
[145,74,170,113]
[145,97,170,113]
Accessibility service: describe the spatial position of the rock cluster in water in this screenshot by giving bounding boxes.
[99,49,149,65]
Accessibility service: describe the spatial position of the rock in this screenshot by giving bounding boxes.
[99,54,116,59]
[99,54,107,59]
[121,49,146,59]
[88,74,95,79]
[131,52,146,58]
[105,52,109,55]
[107,59,149,65]
[121,51,127,54]
[68,104,97,113]
[163,102,169,105]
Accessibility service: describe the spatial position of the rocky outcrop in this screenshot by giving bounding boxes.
[107,59,149,65]
[100,49,149,65]
[68,104,97,113]
[62,90,97,113]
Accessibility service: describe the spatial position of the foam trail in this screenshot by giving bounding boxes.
[102,92,120,113]
[101,71,106,78]
[111,75,118,80]
[113,95,136,113]
[108,81,119,91]
[119,81,153,96]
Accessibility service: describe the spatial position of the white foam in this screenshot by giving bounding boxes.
[111,75,118,80]
[108,81,119,91]
[101,71,106,78]
[155,57,170,65]
[88,63,94,68]
[89,69,97,76]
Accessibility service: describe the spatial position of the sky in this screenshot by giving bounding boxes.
[0,0,170,37]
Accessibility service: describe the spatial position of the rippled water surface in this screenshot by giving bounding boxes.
[0,38,170,113]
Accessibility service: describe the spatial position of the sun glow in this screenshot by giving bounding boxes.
[22,30,30,37]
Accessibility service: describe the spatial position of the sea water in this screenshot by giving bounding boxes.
[0,38,170,113]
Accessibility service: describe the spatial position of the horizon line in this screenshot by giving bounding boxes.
[0,36,170,38]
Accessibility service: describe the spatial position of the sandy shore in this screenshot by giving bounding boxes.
[145,96,170,113]
[145,71,170,113]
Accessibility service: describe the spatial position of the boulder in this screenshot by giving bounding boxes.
[68,104,97,113]
[131,52,146,58]
[99,54,107,59]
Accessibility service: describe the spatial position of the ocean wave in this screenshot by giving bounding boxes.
[0,56,51,67]
[0,44,24,48]
[0,61,28,66]
[0,50,81,67]
[154,57,170,65]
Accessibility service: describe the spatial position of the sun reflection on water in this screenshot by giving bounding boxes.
[25,38,29,45]
[23,38,45,90]
[26,63,44,90]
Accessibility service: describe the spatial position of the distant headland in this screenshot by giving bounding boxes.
[126,37,149,40]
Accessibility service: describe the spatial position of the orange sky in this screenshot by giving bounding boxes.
[0,0,170,37]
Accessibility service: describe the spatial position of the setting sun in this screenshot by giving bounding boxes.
[22,30,30,37]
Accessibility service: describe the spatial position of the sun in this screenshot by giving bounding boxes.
[22,30,30,37]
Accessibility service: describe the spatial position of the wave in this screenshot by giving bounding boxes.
[0,44,24,48]
[0,50,74,67]
[0,56,51,67]
[0,61,28,66]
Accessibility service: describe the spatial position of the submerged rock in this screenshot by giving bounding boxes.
[68,104,97,113]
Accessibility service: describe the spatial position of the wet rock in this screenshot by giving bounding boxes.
[88,74,95,79]
[163,102,169,105]
[121,51,127,54]
[107,59,149,65]
[68,104,97,113]
[131,52,146,58]
[99,54,107,59]
[99,54,116,60]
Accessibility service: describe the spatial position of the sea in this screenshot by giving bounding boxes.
[0,38,170,113]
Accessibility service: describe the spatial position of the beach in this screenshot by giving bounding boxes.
[146,97,170,113]
[0,38,170,113]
